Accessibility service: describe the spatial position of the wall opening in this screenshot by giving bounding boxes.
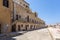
[11,24,16,32]
[3,0,9,8]
[16,15,19,20]
[18,25,21,31]
[27,16,29,22]
[34,25,35,29]
[25,25,29,30]
[30,25,33,29]
[0,24,1,34]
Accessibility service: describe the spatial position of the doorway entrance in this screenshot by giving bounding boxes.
[18,25,21,31]
[25,25,29,30]
[30,25,33,29]
[12,24,16,32]
[0,24,1,34]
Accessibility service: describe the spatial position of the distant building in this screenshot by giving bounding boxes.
[0,0,45,34]
[48,23,60,29]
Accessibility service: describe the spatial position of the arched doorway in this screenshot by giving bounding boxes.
[25,25,29,30]
[11,24,16,32]
[18,25,21,31]
[30,25,33,29]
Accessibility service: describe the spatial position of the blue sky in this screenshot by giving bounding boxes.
[25,0,60,24]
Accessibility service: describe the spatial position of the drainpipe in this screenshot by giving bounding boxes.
[13,1,16,22]
[13,1,14,22]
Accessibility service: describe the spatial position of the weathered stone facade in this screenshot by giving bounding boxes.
[0,0,14,34]
[0,0,45,34]
[11,0,45,31]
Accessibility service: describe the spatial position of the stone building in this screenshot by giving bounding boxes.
[12,0,45,31]
[0,0,14,34]
[48,23,60,29]
[0,0,45,34]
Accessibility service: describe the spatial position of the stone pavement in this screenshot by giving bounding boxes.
[0,31,27,40]
[13,27,60,40]
[13,28,52,40]
[0,27,60,40]
[0,37,15,40]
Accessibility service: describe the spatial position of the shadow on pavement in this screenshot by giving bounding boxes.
[0,37,16,40]
[0,32,24,40]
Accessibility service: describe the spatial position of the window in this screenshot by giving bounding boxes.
[26,5,28,8]
[19,15,21,19]
[11,19,14,23]
[25,25,29,30]
[23,4,25,6]
[27,16,29,22]
[35,21,37,24]
[32,20,34,23]
[3,0,9,8]
[21,25,23,27]
[16,15,21,20]
[16,15,18,20]
[27,11,29,13]
[30,25,33,29]
[36,21,38,24]
[35,13,37,17]
[34,25,35,29]
[20,2,22,4]
[18,25,20,31]
[35,20,36,23]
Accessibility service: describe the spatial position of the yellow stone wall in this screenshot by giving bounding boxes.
[0,0,45,33]
[0,0,13,33]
